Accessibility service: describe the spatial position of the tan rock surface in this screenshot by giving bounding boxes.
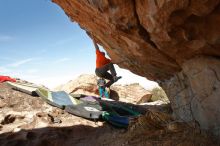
[55,74,98,96]
[111,83,152,103]
[52,0,220,135]
[162,56,220,133]
[52,0,220,80]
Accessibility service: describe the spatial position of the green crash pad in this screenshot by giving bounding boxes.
[80,96,141,128]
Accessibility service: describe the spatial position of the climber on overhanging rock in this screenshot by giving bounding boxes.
[92,38,122,88]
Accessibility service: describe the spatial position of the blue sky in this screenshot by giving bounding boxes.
[0,0,158,89]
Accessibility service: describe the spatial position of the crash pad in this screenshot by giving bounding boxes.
[6,81,40,96]
[80,96,141,128]
[36,88,103,120]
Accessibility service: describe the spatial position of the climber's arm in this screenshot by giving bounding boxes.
[93,39,100,51]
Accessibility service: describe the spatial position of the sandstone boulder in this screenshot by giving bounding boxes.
[111,83,152,103]
[55,74,98,96]
[52,0,220,135]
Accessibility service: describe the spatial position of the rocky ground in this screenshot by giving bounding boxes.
[0,82,217,146]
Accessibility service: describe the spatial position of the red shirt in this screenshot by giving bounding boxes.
[96,49,111,68]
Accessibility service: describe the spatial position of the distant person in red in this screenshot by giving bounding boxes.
[93,39,121,87]
[0,76,16,83]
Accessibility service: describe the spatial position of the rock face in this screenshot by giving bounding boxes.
[55,74,152,104]
[52,0,220,134]
[162,56,220,134]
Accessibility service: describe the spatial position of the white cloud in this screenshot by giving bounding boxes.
[9,58,35,67]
